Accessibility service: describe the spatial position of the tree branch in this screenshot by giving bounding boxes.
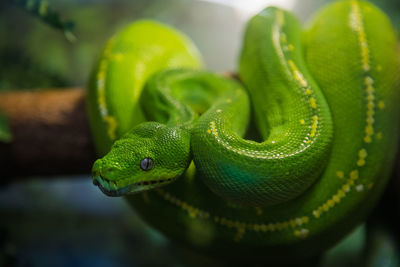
[0,73,238,181]
[0,88,96,179]
[0,84,399,188]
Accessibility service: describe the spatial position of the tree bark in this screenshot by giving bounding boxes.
[0,88,96,180]
[0,85,399,186]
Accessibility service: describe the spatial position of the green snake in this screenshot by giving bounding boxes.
[87,0,400,263]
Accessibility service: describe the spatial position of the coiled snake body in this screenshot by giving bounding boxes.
[87,1,400,262]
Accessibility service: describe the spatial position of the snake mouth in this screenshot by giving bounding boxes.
[92,174,174,197]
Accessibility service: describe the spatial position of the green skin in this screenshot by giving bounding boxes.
[87,1,400,263]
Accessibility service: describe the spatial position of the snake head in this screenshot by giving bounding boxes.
[92,122,191,196]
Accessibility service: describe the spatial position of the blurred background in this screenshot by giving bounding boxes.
[0,0,399,266]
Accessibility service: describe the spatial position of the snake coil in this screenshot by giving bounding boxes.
[87,1,400,263]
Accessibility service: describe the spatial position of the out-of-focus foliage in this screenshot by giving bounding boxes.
[0,0,186,91]
[0,112,12,143]
[9,0,76,42]
[0,0,398,91]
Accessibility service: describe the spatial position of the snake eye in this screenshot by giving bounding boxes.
[140,158,154,171]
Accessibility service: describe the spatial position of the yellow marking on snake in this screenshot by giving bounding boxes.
[336,171,344,179]
[357,148,367,166]
[356,184,364,192]
[309,116,318,137]
[350,1,370,71]
[158,187,311,241]
[209,121,218,137]
[155,5,379,241]
[276,9,285,25]
[96,38,119,141]
[282,36,321,150]
[312,1,376,219]
[288,60,308,87]
[309,98,317,109]
[294,228,309,238]
[103,116,117,141]
[351,2,376,144]
[110,53,124,62]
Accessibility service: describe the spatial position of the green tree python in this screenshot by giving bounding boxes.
[87,0,400,263]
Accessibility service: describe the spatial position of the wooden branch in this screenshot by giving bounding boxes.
[0,73,237,181]
[0,88,96,180]
[0,85,399,190]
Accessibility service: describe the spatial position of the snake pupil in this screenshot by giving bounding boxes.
[140,158,154,171]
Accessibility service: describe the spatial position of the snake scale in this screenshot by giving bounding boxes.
[87,0,400,263]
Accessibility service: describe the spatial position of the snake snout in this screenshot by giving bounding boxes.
[92,159,106,186]
[92,159,103,174]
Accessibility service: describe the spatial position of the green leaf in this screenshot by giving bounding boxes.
[0,112,12,143]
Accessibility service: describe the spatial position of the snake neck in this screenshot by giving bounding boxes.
[141,69,245,132]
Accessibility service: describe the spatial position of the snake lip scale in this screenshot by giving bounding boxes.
[93,174,174,197]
